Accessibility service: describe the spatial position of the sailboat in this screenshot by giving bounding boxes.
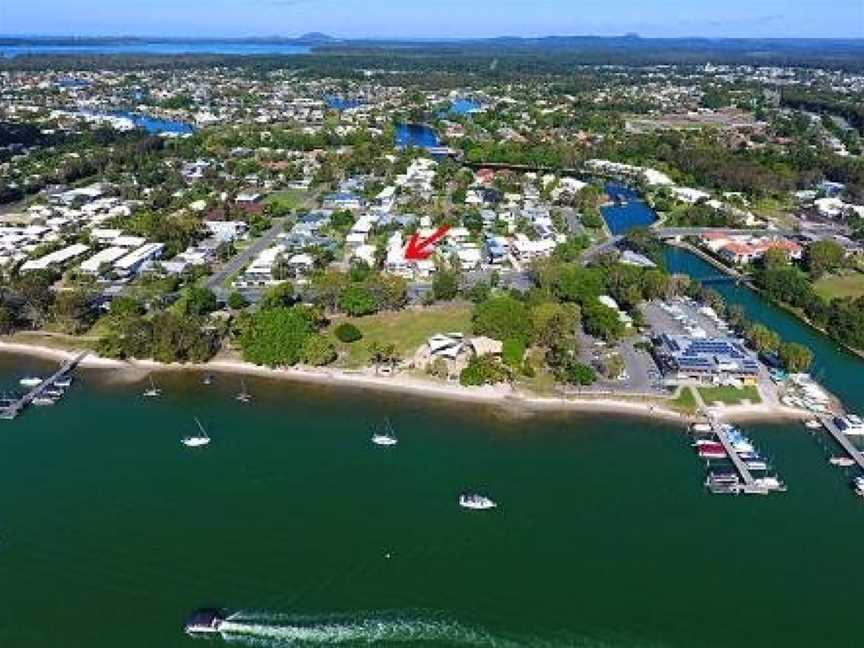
[182,418,211,448]
[143,375,161,398]
[371,418,398,446]
[236,378,252,403]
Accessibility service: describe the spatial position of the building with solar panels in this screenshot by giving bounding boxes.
[652,334,759,385]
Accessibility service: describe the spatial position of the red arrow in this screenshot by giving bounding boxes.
[404,225,451,261]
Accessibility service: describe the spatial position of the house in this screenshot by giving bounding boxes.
[21,243,90,272]
[322,192,363,211]
[114,243,165,276]
[79,247,129,274]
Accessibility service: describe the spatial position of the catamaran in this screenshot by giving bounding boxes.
[371,418,398,446]
[459,493,497,510]
[143,376,161,398]
[182,418,211,448]
[236,379,252,403]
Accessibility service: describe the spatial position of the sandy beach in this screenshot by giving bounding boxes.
[0,339,810,424]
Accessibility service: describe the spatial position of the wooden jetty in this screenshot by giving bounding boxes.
[820,415,864,471]
[0,351,88,420]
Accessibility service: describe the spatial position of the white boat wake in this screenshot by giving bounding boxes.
[216,609,647,647]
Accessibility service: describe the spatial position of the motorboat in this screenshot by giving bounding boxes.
[853,477,864,497]
[19,377,42,388]
[202,374,214,386]
[371,418,398,446]
[755,476,785,491]
[804,419,822,430]
[459,493,497,510]
[184,608,226,634]
[143,376,161,398]
[54,376,73,389]
[182,418,211,448]
[745,460,769,471]
[829,457,856,467]
[32,396,56,406]
[690,422,712,433]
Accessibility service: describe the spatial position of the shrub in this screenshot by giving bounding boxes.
[459,354,510,387]
[334,322,363,343]
[302,334,337,366]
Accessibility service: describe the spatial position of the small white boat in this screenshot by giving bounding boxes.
[143,376,161,398]
[690,422,712,433]
[829,457,856,467]
[54,376,73,389]
[182,418,211,448]
[19,377,42,387]
[804,419,822,430]
[852,477,864,497]
[371,418,398,446]
[459,493,497,510]
[32,396,56,406]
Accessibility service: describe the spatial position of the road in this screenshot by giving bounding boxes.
[206,217,286,298]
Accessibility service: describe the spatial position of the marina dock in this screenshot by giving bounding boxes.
[820,415,864,471]
[0,352,88,420]
[710,420,769,495]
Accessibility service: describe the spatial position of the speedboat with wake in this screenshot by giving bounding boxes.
[182,418,211,448]
[184,608,226,635]
[459,493,497,510]
[371,418,398,446]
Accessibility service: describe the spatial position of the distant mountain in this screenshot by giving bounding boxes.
[294,33,337,44]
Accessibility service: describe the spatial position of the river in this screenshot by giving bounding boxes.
[600,183,658,235]
[0,346,863,647]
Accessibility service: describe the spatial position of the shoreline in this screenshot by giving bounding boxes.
[0,339,810,425]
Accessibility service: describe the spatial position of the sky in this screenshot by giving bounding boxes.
[1,0,862,39]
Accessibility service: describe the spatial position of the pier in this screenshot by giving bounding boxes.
[0,351,88,420]
[708,418,770,495]
[820,415,864,471]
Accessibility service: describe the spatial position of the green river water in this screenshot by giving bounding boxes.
[0,248,861,648]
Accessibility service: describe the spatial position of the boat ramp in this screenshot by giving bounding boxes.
[0,352,88,420]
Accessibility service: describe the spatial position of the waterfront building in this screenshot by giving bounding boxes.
[653,334,760,384]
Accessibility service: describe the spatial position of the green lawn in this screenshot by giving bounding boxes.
[328,303,473,368]
[813,272,864,301]
[670,386,699,414]
[263,189,305,212]
[698,385,761,406]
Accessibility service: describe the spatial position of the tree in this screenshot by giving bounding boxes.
[745,323,781,353]
[459,354,510,386]
[472,295,532,343]
[367,341,399,373]
[582,300,625,341]
[432,269,460,301]
[531,301,580,351]
[180,285,217,316]
[339,285,378,316]
[334,322,363,343]
[239,306,315,367]
[558,359,597,386]
[0,304,17,334]
[502,338,526,368]
[301,334,337,366]
[227,291,248,310]
[805,240,845,278]
[762,247,790,271]
[259,282,295,310]
[778,342,813,373]
[52,289,95,334]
